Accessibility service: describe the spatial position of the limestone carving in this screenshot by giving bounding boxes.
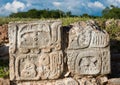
[21,62,37,78]
[67,20,110,76]
[78,77,98,85]
[17,77,105,85]
[9,20,63,80]
[9,20,111,85]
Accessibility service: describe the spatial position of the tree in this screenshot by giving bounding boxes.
[9,9,73,18]
[102,5,120,19]
[66,11,72,17]
[82,13,90,17]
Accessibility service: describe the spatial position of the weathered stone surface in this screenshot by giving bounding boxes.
[0,78,9,85]
[8,20,111,85]
[17,77,108,85]
[55,78,78,85]
[9,20,64,81]
[78,77,99,85]
[17,78,78,85]
[97,76,108,85]
[67,20,110,76]
[107,78,120,85]
[0,24,8,44]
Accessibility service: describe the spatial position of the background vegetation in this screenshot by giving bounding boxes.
[8,5,120,19]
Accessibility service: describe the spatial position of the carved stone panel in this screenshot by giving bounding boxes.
[15,54,39,80]
[8,20,64,81]
[67,21,110,76]
[68,22,92,49]
[9,20,111,84]
[67,49,101,76]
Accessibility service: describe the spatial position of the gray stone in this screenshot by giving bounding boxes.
[67,20,110,77]
[0,78,9,85]
[17,78,78,85]
[107,78,120,85]
[8,20,111,85]
[97,76,108,85]
[9,20,64,81]
[78,77,98,85]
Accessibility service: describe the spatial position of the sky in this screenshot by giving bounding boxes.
[0,0,120,16]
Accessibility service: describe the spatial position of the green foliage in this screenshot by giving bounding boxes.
[0,60,9,78]
[9,9,72,18]
[105,22,120,40]
[9,9,100,19]
[102,5,120,19]
[61,17,91,26]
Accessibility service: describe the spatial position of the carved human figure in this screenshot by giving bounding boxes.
[79,56,100,74]
[21,62,37,78]
[39,53,50,79]
[68,23,91,49]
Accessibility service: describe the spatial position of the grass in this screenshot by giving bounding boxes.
[0,60,9,78]
[0,17,91,25]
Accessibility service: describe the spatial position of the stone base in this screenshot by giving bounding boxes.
[0,78,9,85]
[107,78,120,85]
[12,77,108,85]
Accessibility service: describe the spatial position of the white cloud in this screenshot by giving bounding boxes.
[0,0,26,16]
[1,0,120,16]
[52,2,61,7]
[26,3,31,7]
[4,0,25,13]
[106,0,120,7]
[88,1,105,9]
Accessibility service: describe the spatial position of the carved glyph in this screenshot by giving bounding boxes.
[67,20,110,76]
[9,20,110,84]
[9,20,64,80]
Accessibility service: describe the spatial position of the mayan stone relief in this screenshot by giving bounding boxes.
[17,77,108,85]
[9,20,110,85]
[67,21,110,76]
[9,20,64,81]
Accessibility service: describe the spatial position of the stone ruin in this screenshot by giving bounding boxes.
[8,20,110,85]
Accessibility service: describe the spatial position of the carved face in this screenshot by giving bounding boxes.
[21,62,36,78]
[20,31,50,49]
[75,52,101,75]
[68,26,91,49]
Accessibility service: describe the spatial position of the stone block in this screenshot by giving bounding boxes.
[67,20,110,76]
[107,78,120,85]
[0,24,8,44]
[8,20,64,81]
[8,20,111,85]
[17,78,78,85]
[0,78,9,85]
